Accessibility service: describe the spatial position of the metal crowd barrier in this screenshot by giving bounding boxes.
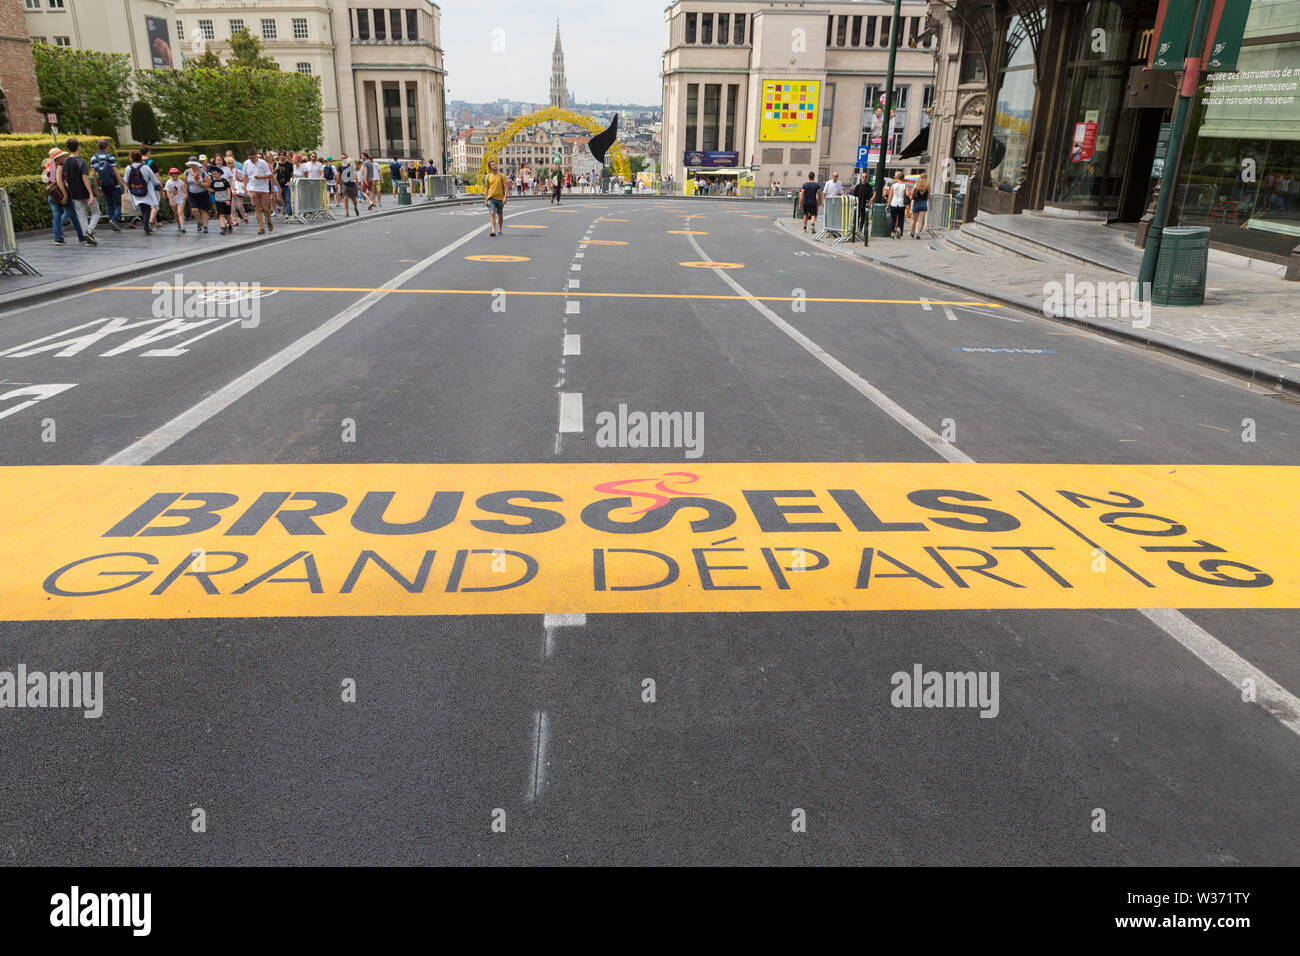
[923,193,961,236]
[0,189,39,276]
[424,175,456,200]
[286,177,334,224]
[815,196,859,242]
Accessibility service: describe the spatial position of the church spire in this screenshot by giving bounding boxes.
[550,20,568,110]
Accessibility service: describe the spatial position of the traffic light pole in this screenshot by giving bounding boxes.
[872,0,903,237]
[1137,0,1216,299]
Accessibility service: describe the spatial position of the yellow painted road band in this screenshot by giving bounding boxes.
[4,463,1295,621]
[465,255,531,263]
[580,240,629,246]
[667,230,709,235]
[506,224,548,229]
[680,261,746,270]
[92,286,1005,306]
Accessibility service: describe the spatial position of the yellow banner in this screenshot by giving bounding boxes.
[760,80,821,143]
[2,463,1296,620]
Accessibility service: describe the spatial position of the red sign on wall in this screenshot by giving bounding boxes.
[1071,121,1098,162]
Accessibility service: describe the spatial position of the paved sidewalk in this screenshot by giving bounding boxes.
[0,197,474,310]
[781,212,1300,391]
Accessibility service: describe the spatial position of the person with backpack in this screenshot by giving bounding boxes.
[139,146,160,230]
[61,138,101,239]
[43,147,94,246]
[323,157,337,206]
[123,150,161,235]
[90,139,124,234]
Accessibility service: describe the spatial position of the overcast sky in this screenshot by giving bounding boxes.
[440,2,665,105]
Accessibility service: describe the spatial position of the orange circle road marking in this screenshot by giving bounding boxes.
[466,254,531,263]
[679,261,744,270]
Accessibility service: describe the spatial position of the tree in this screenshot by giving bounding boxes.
[627,155,649,176]
[32,43,131,132]
[87,105,116,138]
[186,48,223,70]
[130,100,160,145]
[136,66,320,147]
[228,30,279,71]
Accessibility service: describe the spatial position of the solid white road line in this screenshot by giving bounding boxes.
[558,392,584,433]
[102,207,548,466]
[688,231,1300,740]
[1139,609,1300,736]
[685,233,974,465]
[527,709,550,801]
[563,334,581,356]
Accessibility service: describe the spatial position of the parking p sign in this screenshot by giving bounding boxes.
[857,145,871,169]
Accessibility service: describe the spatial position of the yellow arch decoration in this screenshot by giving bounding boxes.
[477,107,632,184]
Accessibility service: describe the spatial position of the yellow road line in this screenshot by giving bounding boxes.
[93,285,1005,307]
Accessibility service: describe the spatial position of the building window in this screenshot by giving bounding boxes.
[54,35,70,47]
[725,84,738,152]
[47,0,64,9]
[356,9,369,41]
[230,18,244,36]
[296,62,312,74]
[836,16,848,47]
[261,19,277,39]
[851,16,862,47]
[862,84,909,150]
[864,16,877,48]
[373,9,386,41]
[734,14,745,45]
[685,13,696,45]
[908,17,920,47]
[198,19,215,41]
[702,83,720,151]
[717,14,729,46]
[176,20,185,41]
[406,9,419,40]
[31,35,45,43]
[292,18,308,40]
[879,17,892,47]
[701,12,713,45]
[987,13,1038,191]
[24,0,40,11]
[685,83,698,150]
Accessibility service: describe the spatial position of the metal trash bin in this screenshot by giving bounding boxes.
[396,182,412,206]
[1152,225,1210,306]
[623,184,633,195]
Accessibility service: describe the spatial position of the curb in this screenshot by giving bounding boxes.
[1,194,483,312]
[775,217,1300,396]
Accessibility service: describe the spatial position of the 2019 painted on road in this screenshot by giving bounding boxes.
[4,463,1295,620]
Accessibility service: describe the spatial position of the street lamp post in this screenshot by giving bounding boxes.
[872,0,904,237]
[1137,0,1216,299]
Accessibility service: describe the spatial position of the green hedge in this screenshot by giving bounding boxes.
[1,175,52,232]
[0,133,114,178]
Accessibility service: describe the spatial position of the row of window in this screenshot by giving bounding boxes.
[31,35,70,46]
[182,17,310,42]
[24,0,64,11]
[682,12,747,46]
[828,14,934,50]
[350,9,421,42]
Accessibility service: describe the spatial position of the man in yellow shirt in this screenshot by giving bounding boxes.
[484,159,507,238]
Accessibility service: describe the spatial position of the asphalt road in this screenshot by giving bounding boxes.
[1,196,1297,865]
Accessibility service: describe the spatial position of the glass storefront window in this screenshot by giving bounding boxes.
[1174,0,1300,257]
[986,11,1041,191]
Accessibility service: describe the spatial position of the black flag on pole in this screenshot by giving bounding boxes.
[588,114,619,164]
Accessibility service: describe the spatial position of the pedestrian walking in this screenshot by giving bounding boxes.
[276,151,294,217]
[360,154,374,209]
[123,150,161,236]
[888,171,908,239]
[164,167,187,232]
[340,158,360,217]
[210,163,234,235]
[184,157,212,234]
[484,159,507,238]
[389,158,403,200]
[226,156,249,226]
[799,170,821,232]
[823,171,844,199]
[89,139,124,233]
[850,170,873,237]
[61,138,101,239]
[909,173,930,239]
[42,147,93,246]
[140,146,160,230]
[551,169,562,205]
[243,148,275,234]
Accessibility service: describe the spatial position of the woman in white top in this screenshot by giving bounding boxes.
[888,171,909,239]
